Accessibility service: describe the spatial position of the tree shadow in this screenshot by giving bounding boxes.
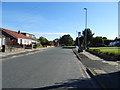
[31,71,120,90]
[87,70,120,89]
[1,71,119,89]
[62,47,76,49]
[32,78,98,90]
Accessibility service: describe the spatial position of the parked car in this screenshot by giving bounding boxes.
[115,43,120,47]
[109,41,120,47]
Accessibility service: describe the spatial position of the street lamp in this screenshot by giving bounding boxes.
[84,8,87,50]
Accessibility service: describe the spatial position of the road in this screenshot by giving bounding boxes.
[2,47,99,88]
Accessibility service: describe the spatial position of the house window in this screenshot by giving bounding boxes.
[5,37,10,40]
[20,39,22,44]
[24,40,26,44]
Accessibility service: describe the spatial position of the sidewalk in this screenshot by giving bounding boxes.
[73,49,119,88]
[1,47,47,59]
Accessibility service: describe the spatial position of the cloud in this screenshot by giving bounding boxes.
[26,32,72,40]
[38,33,71,35]
[29,32,71,35]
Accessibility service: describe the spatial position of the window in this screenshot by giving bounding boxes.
[20,39,22,44]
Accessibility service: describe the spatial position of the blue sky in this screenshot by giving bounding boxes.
[2,2,118,40]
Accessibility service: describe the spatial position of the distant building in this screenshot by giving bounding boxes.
[54,39,59,47]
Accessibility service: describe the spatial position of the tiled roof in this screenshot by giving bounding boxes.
[2,28,32,40]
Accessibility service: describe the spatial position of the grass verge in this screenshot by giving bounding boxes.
[87,47,120,61]
[89,47,120,55]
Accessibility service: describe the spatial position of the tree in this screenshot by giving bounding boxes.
[48,41,54,46]
[75,36,84,46]
[59,34,74,46]
[104,39,113,45]
[103,37,107,39]
[90,36,114,46]
[38,36,49,46]
[90,37,103,46]
[53,38,59,42]
[82,28,94,47]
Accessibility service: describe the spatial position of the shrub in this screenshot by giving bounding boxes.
[104,52,109,55]
[117,55,120,61]
[99,51,103,54]
[109,53,115,56]
[92,49,100,53]
[33,43,42,48]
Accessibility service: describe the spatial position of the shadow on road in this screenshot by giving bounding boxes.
[32,78,98,89]
[31,71,120,89]
[95,71,120,88]
[62,47,76,49]
[1,71,119,89]
[87,70,120,88]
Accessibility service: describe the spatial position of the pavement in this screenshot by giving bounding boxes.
[1,47,48,60]
[73,49,120,88]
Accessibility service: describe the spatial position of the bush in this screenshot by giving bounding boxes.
[33,43,42,48]
[99,51,103,54]
[117,55,120,61]
[109,53,115,56]
[104,52,109,55]
[92,49,100,53]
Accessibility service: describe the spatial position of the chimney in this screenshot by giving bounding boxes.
[18,30,20,34]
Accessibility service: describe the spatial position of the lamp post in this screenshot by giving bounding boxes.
[84,8,87,50]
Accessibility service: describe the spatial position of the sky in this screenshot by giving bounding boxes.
[118,1,120,37]
[1,2,118,40]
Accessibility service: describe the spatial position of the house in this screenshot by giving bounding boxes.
[1,28,33,51]
[21,32,39,44]
[0,30,5,51]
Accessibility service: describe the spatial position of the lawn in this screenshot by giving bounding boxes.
[89,47,120,55]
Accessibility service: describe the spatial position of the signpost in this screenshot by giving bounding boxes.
[78,32,83,53]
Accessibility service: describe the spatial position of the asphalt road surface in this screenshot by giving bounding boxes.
[2,47,99,89]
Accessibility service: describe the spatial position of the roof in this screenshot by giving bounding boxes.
[30,38,38,41]
[2,28,31,40]
[21,32,34,36]
[21,32,37,41]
